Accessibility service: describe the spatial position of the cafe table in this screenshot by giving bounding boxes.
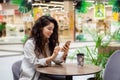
[36,63,102,80]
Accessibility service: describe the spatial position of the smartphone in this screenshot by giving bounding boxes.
[64,41,71,47]
[63,41,71,61]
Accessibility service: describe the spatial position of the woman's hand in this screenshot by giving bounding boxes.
[46,46,60,64]
[51,46,61,59]
[61,41,71,61]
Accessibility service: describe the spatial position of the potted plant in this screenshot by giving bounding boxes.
[84,27,116,80]
[69,28,115,80]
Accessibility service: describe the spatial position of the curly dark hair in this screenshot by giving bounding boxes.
[29,15,59,57]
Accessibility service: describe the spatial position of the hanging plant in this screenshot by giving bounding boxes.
[75,0,92,13]
[112,0,120,12]
[18,0,32,13]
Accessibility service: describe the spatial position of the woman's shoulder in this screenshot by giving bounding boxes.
[25,38,34,45]
[23,39,35,48]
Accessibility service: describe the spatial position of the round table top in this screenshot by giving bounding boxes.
[36,63,102,76]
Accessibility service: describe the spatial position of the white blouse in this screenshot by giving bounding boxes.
[19,39,64,80]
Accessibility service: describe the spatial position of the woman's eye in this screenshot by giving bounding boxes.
[48,28,53,31]
[48,28,51,30]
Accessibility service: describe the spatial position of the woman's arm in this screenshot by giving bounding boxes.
[52,51,64,64]
[46,46,60,64]
[52,41,71,64]
[24,40,55,67]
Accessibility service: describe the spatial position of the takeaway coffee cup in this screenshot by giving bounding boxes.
[77,53,84,67]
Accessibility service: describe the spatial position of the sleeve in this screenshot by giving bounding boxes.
[23,40,48,67]
[53,51,64,64]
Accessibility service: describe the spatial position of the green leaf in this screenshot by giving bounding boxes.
[86,46,96,64]
[10,0,22,5]
[113,27,120,41]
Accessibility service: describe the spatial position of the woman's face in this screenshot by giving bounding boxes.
[43,22,54,39]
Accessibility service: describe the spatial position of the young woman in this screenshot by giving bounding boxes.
[19,15,70,80]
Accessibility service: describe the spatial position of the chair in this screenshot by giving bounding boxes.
[12,60,65,80]
[103,50,120,80]
[12,60,22,80]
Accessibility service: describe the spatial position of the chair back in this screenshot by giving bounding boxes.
[103,50,120,80]
[12,60,22,80]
